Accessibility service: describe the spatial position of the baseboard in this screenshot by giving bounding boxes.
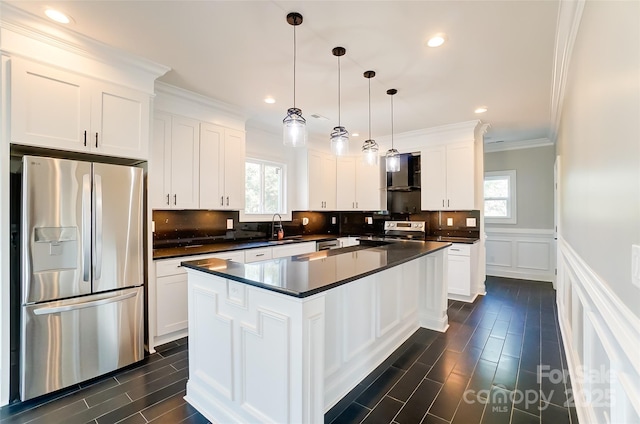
[556,237,640,424]
[486,269,553,283]
[448,292,479,303]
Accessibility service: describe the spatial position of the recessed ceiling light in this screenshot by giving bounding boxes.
[44,8,71,24]
[352,133,359,137]
[474,106,488,114]
[264,97,276,104]
[427,33,447,48]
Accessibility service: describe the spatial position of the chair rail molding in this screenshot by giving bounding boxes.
[556,237,640,424]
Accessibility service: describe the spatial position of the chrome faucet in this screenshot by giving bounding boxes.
[271,213,283,239]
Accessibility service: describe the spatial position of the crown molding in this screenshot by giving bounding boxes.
[550,0,585,142]
[154,81,246,129]
[0,3,170,83]
[484,137,554,153]
[377,120,483,151]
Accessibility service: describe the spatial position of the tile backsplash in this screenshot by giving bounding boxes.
[152,209,480,248]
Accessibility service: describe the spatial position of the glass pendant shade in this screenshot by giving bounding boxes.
[385,148,401,172]
[283,12,306,147]
[283,107,307,147]
[330,126,349,156]
[362,139,379,165]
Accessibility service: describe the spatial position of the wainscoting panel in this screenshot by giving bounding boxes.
[556,237,640,424]
[485,228,555,282]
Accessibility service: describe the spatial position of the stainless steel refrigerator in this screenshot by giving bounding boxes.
[20,155,144,401]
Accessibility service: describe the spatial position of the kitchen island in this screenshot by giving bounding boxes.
[181,240,451,424]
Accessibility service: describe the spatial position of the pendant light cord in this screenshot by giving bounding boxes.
[391,94,394,149]
[368,77,371,140]
[293,24,296,109]
[338,56,341,127]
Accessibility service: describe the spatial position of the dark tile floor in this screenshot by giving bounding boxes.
[0,276,578,424]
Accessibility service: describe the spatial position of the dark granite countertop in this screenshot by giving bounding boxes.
[153,234,338,260]
[181,240,451,298]
[424,236,480,244]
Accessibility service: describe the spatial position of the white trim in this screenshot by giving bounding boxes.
[556,237,640,424]
[484,137,554,153]
[485,227,555,283]
[376,120,482,151]
[550,0,585,142]
[484,170,517,225]
[155,81,245,122]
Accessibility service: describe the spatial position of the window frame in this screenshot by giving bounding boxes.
[484,170,517,224]
[240,157,289,222]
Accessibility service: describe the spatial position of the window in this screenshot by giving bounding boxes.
[245,159,285,214]
[484,170,516,224]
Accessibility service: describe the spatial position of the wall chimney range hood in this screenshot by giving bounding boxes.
[386,153,421,191]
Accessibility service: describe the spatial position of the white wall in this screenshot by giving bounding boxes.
[555,1,640,423]
[557,0,640,318]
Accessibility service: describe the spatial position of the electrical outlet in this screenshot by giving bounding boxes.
[466,218,477,227]
[302,217,309,225]
[331,216,337,225]
[151,220,155,233]
[226,218,234,230]
[366,217,373,225]
[447,218,453,226]
[632,244,640,288]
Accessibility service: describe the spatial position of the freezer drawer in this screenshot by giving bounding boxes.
[20,287,144,400]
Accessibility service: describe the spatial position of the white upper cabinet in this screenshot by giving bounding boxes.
[421,142,475,210]
[199,123,246,210]
[306,150,336,210]
[336,157,381,211]
[150,113,200,209]
[11,57,149,160]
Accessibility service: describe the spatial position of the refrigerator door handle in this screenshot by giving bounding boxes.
[82,174,91,282]
[32,291,137,315]
[94,174,103,280]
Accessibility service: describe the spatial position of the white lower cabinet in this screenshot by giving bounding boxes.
[152,242,316,349]
[154,251,244,343]
[337,236,360,248]
[447,243,479,301]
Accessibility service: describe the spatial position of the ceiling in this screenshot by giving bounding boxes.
[7,0,560,147]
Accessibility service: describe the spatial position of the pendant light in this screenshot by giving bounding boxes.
[385,89,400,172]
[362,70,379,165]
[283,12,307,147]
[330,47,349,156]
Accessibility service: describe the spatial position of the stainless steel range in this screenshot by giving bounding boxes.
[383,221,426,240]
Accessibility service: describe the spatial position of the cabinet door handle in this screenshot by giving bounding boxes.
[84,130,87,147]
[95,132,99,148]
[447,199,450,207]
[450,248,460,251]
[442,199,445,207]
[356,202,358,208]
[226,196,229,206]
[166,194,170,205]
[221,196,224,206]
[256,253,264,257]
[174,194,177,205]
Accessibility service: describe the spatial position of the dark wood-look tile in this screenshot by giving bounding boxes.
[421,413,449,424]
[147,400,199,423]
[388,362,430,402]
[416,338,447,367]
[540,402,570,424]
[331,403,371,424]
[360,396,403,424]
[3,398,88,424]
[493,354,520,392]
[428,371,468,421]
[480,386,512,424]
[116,412,149,424]
[511,409,541,424]
[451,393,486,424]
[394,378,442,424]
[426,349,460,383]
[392,342,428,370]
[514,370,541,416]
[355,366,405,409]
[467,359,498,399]
[325,383,368,424]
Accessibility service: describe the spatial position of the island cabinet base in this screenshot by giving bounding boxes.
[185,250,448,424]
